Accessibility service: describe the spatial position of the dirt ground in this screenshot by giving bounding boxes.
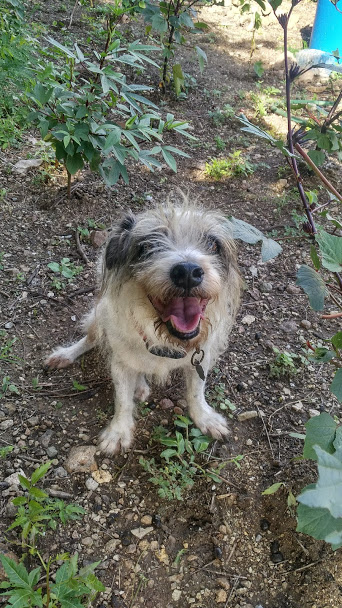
[1,0,342,606]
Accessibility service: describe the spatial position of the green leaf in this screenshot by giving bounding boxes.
[262,482,283,495]
[31,461,52,485]
[151,13,168,32]
[308,149,325,166]
[172,64,184,97]
[332,332,342,350]
[309,347,335,363]
[45,36,76,59]
[310,245,320,270]
[28,486,48,500]
[31,83,53,106]
[161,148,177,172]
[316,230,342,272]
[303,412,337,460]
[298,446,342,518]
[296,265,326,311]
[0,555,30,588]
[65,153,84,176]
[297,501,342,549]
[230,218,282,261]
[47,261,61,273]
[195,46,207,74]
[160,448,177,460]
[261,238,282,262]
[331,368,342,402]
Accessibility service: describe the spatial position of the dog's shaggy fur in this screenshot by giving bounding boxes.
[45,200,241,454]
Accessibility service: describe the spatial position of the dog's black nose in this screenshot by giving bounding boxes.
[170,262,204,290]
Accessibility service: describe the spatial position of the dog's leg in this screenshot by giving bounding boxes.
[98,361,138,455]
[134,374,150,402]
[185,366,229,439]
[45,311,97,369]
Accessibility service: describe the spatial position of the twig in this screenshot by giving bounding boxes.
[75,228,90,265]
[68,286,96,298]
[294,143,342,204]
[0,289,10,298]
[257,405,274,458]
[69,0,79,28]
[321,311,342,319]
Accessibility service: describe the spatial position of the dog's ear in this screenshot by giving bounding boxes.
[105,212,136,271]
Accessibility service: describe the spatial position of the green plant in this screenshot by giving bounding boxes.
[0,552,105,608]
[0,445,14,458]
[207,382,236,417]
[214,135,226,151]
[253,60,264,78]
[47,258,83,291]
[142,0,208,93]
[269,347,306,378]
[139,415,242,500]
[29,32,194,196]
[0,376,20,399]
[0,332,19,363]
[205,150,254,180]
[208,103,235,126]
[295,412,342,550]
[8,461,85,548]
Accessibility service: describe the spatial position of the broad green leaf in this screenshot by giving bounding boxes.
[261,238,282,262]
[303,412,336,460]
[298,446,342,517]
[161,148,177,172]
[230,218,263,244]
[65,153,84,176]
[262,482,283,495]
[331,368,342,402]
[195,46,207,73]
[31,83,53,106]
[18,475,31,491]
[308,149,325,166]
[160,448,178,460]
[296,265,326,311]
[310,245,320,270]
[332,332,342,350]
[297,500,342,549]
[31,461,52,485]
[0,555,30,588]
[309,347,335,363]
[316,230,342,272]
[151,13,168,32]
[28,486,48,500]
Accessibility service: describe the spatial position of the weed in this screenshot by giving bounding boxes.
[139,415,241,500]
[0,376,20,399]
[47,258,83,290]
[205,151,254,180]
[0,445,14,458]
[214,136,226,151]
[269,348,306,378]
[208,382,236,418]
[7,461,85,549]
[0,332,19,364]
[208,103,235,126]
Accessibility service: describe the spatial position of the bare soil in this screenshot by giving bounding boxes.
[1,1,342,607]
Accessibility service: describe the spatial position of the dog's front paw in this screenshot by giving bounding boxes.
[134,376,150,402]
[98,421,134,455]
[45,349,73,369]
[191,407,230,440]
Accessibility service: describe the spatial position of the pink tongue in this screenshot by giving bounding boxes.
[162,297,202,333]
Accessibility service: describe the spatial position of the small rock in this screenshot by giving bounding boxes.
[172,590,182,602]
[5,470,25,486]
[237,410,258,422]
[13,159,43,174]
[309,408,320,418]
[82,537,93,547]
[46,446,58,458]
[216,577,230,591]
[85,477,99,491]
[280,321,298,333]
[105,539,121,552]
[173,406,183,415]
[286,284,301,295]
[90,230,108,248]
[141,515,153,526]
[4,322,14,329]
[92,470,112,484]
[271,552,284,563]
[215,589,227,603]
[246,438,253,446]
[28,416,39,427]
[159,398,174,410]
[291,401,304,412]
[40,430,53,448]
[55,466,68,478]
[65,445,98,473]
[275,178,288,192]
[131,526,153,540]
[5,499,18,518]
[0,420,14,430]
[300,319,311,329]
[260,281,273,293]
[241,315,256,326]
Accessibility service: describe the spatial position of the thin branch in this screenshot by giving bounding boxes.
[75,228,90,265]
[294,143,342,204]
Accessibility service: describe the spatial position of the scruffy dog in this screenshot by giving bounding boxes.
[45,201,241,454]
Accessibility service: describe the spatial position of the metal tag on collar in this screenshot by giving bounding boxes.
[147,344,186,359]
[191,348,205,381]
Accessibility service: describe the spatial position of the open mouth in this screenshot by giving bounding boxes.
[149,296,208,341]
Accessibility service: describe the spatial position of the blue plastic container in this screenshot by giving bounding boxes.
[310,0,342,54]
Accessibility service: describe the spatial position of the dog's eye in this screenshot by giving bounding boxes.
[138,241,154,259]
[207,236,220,255]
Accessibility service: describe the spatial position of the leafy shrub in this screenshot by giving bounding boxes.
[205,151,254,180]
[29,35,193,195]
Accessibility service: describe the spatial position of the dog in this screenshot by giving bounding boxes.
[45,199,241,455]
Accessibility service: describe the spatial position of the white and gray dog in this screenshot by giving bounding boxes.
[45,200,241,454]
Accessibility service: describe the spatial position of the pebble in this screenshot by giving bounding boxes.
[279,321,298,333]
[216,577,230,590]
[237,410,258,422]
[4,470,25,486]
[131,526,153,539]
[46,446,58,458]
[215,589,227,603]
[82,537,93,547]
[5,499,18,518]
[246,438,253,446]
[65,445,98,473]
[309,408,320,418]
[286,284,301,295]
[55,466,68,478]
[241,315,256,326]
[141,515,153,526]
[0,420,14,430]
[159,398,175,410]
[260,281,273,293]
[172,590,182,602]
[105,539,121,552]
[300,319,311,329]
[40,430,53,448]
[291,401,304,412]
[4,322,14,329]
[86,477,99,491]
[28,416,39,427]
[92,470,112,484]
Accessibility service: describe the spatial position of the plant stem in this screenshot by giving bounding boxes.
[294,143,342,204]
[67,171,71,198]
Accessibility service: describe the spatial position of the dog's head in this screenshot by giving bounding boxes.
[103,200,240,347]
